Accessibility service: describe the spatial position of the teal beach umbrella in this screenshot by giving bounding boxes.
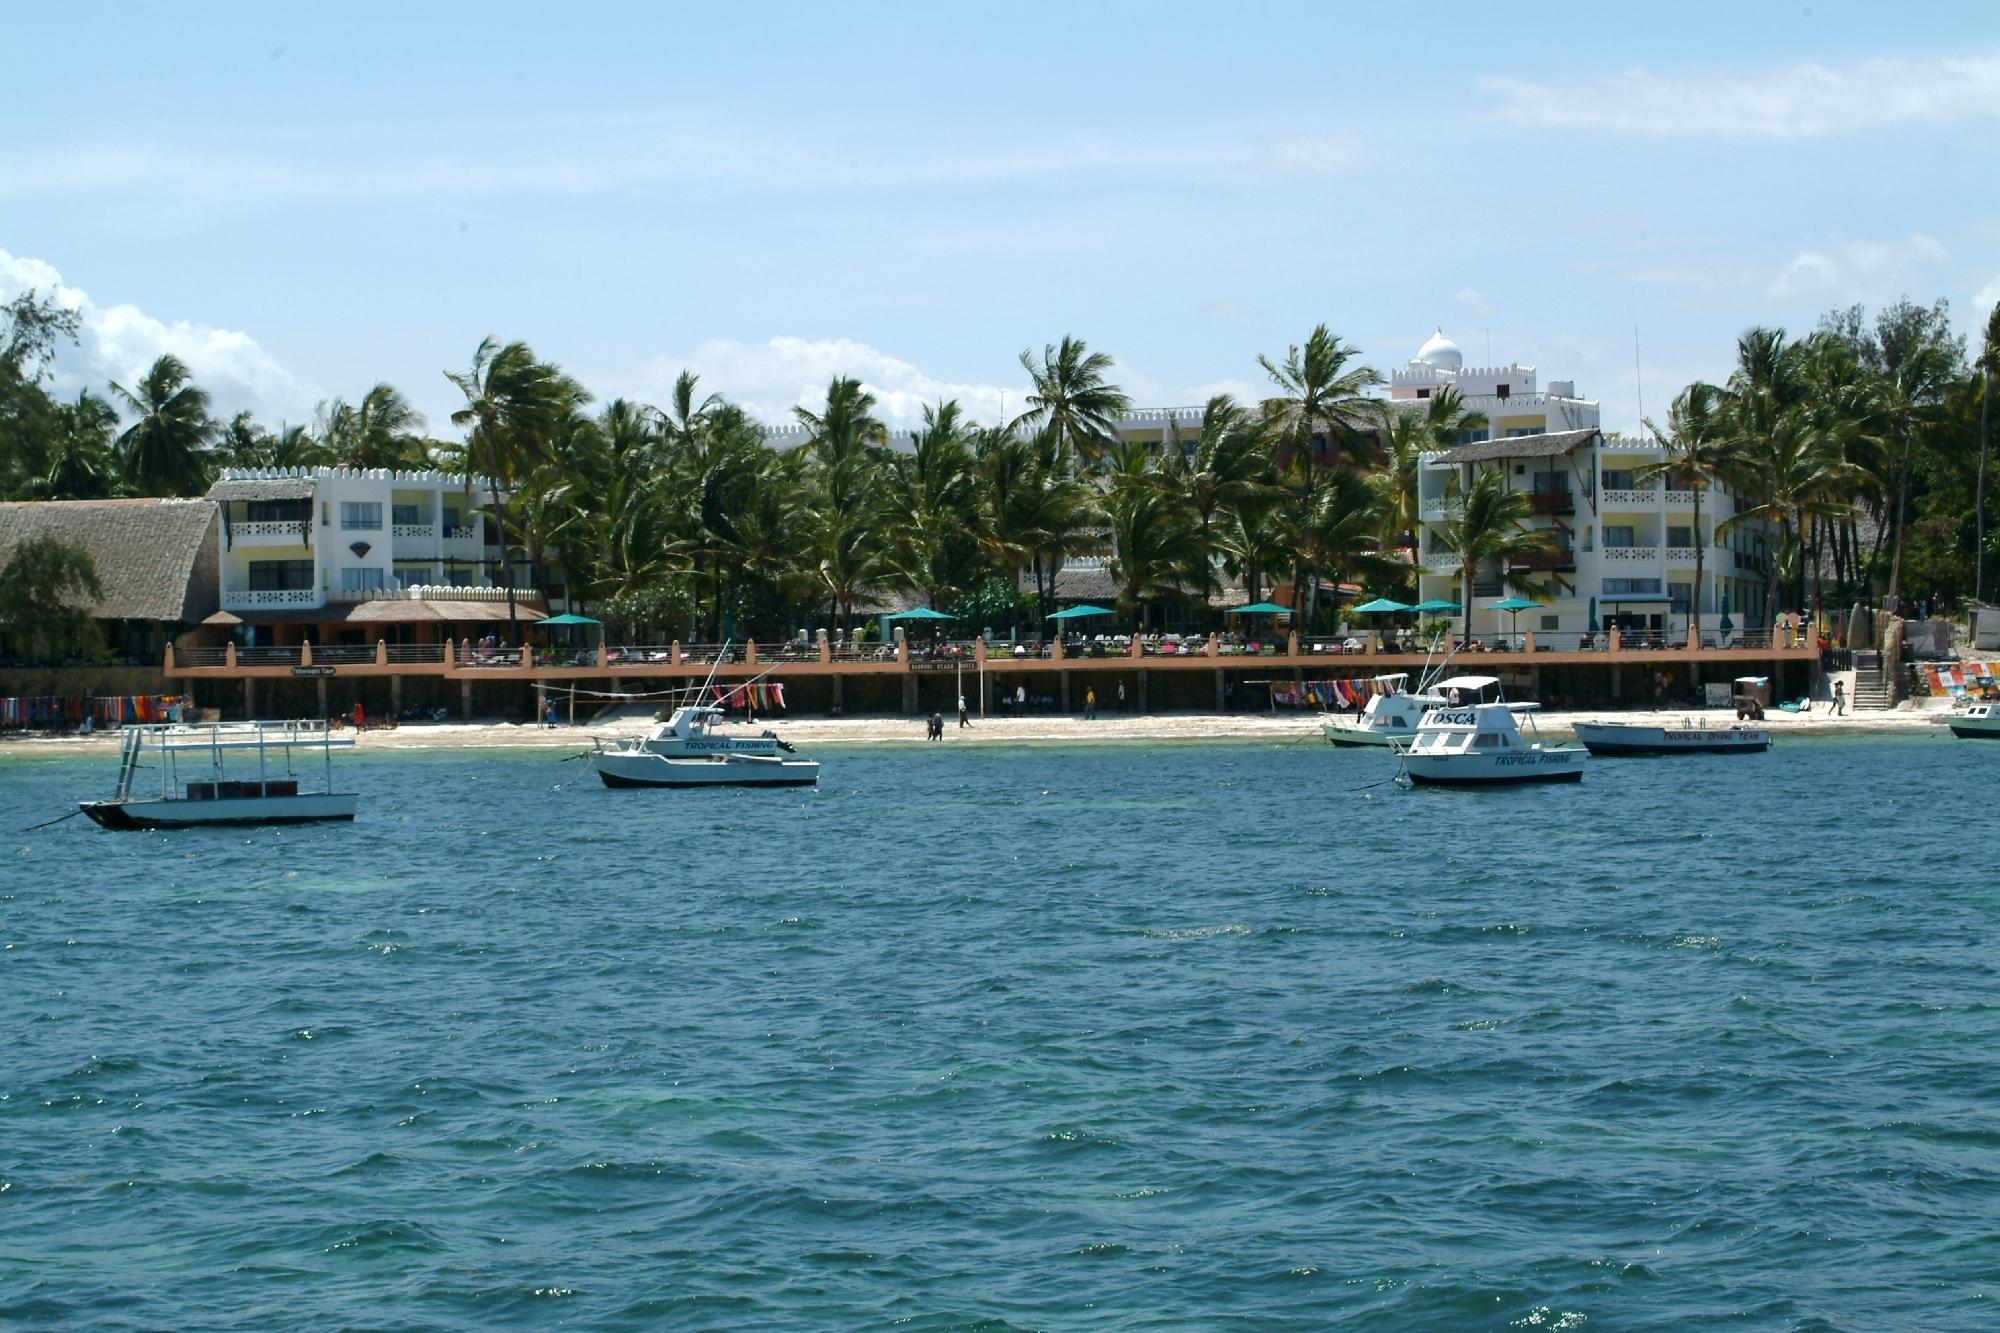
[1227,602,1294,615]
[1047,605,1115,620]
[1489,596,1539,643]
[1350,597,1412,614]
[1587,596,1599,634]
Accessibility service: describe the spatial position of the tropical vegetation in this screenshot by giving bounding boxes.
[3,287,1997,642]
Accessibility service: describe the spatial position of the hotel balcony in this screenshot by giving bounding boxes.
[227,521,313,547]
[1600,545,1662,563]
[221,587,323,612]
[1526,491,1575,515]
[1599,487,1697,510]
[1508,550,1577,573]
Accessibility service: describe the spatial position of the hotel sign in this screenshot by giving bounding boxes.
[290,666,336,678]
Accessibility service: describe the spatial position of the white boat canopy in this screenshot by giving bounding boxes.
[1431,675,1501,692]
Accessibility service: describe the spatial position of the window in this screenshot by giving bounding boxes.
[1600,469,1636,490]
[1416,388,1430,399]
[392,503,422,526]
[247,559,313,591]
[341,567,385,593]
[1456,428,1488,444]
[341,501,383,530]
[1540,614,1560,631]
[1506,426,1540,437]
[1668,525,1693,548]
[1496,384,1511,399]
[1603,525,1635,548]
[1531,473,1570,494]
[246,500,308,523]
[394,565,433,588]
[1603,578,1662,595]
[1669,582,1693,614]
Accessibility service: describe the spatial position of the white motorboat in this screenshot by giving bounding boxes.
[1394,701,1588,786]
[1572,718,1770,755]
[590,705,820,788]
[1321,673,1443,747]
[80,720,357,829]
[1949,703,2000,740]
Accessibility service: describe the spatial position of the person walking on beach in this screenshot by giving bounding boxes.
[957,692,971,729]
[1832,679,1846,716]
[926,711,943,740]
[1117,680,1127,713]
[1084,687,1097,720]
[1015,683,1026,713]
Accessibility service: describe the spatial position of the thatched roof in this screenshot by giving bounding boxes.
[1431,427,1600,465]
[208,477,317,502]
[0,499,220,623]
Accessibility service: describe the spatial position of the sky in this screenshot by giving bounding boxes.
[2,1,1997,441]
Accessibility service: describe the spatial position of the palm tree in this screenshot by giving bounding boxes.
[1014,336,1130,465]
[798,377,890,630]
[1257,325,1384,626]
[883,401,977,609]
[112,354,215,496]
[1377,386,1489,567]
[1102,463,1203,627]
[39,390,120,500]
[1639,382,1734,642]
[324,383,425,469]
[1430,469,1557,641]
[1291,466,1403,630]
[1976,301,2000,603]
[1160,396,1280,603]
[446,337,576,640]
[1723,406,1853,618]
[1879,333,1960,612]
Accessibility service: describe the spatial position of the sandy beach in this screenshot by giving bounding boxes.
[0,703,1958,756]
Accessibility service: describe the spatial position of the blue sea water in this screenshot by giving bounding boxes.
[1,734,1996,1329]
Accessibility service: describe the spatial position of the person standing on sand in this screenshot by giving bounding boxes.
[1016,684,1026,712]
[958,693,971,729]
[1832,679,1846,716]
[1118,680,1126,713]
[1084,687,1097,720]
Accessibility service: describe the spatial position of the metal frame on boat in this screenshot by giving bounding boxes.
[80,720,357,829]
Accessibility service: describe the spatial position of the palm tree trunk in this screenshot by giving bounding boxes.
[1692,487,1704,646]
[1979,367,1991,604]
[1886,428,1914,612]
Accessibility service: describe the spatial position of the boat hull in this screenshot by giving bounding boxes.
[1573,722,1770,755]
[594,753,820,788]
[1948,719,2000,739]
[1400,750,1588,786]
[1321,723,1405,748]
[80,793,359,829]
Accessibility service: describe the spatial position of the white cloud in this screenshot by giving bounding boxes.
[0,112,1362,213]
[1479,53,2000,137]
[0,248,321,425]
[1767,233,1950,300]
[635,337,1023,431]
[629,337,1252,431]
[1453,288,1493,317]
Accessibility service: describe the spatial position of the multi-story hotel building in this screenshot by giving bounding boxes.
[1400,330,1771,641]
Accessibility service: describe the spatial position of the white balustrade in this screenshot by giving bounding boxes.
[1601,545,1662,563]
[230,521,311,544]
[1600,488,1659,507]
[222,588,322,610]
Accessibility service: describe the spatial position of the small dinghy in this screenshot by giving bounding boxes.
[1573,719,1771,755]
[589,705,820,788]
[80,720,357,829]
[1394,702,1587,786]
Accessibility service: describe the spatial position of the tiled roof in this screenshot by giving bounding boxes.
[0,499,219,623]
[208,477,318,502]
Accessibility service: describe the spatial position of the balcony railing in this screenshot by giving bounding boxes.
[386,644,448,665]
[230,521,312,545]
[392,523,433,541]
[310,645,379,665]
[236,647,303,667]
[173,646,231,666]
[222,588,321,610]
[1526,491,1574,514]
[1601,545,1661,563]
[1508,551,1576,572]
[1600,487,1659,506]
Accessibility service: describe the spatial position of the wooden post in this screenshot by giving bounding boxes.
[165,642,177,671]
[375,639,388,666]
[1214,668,1225,711]
[1060,670,1072,712]
[243,676,255,720]
[817,629,831,665]
[225,642,238,669]
[301,640,314,666]
[390,674,403,714]
[1138,668,1149,715]
[746,640,758,667]
[460,678,473,719]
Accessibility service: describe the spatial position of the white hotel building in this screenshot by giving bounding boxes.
[1400,330,1771,642]
[207,468,500,617]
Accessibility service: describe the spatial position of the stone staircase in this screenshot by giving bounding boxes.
[1851,650,1894,709]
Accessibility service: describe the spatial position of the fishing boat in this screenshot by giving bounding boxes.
[589,705,820,788]
[1393,701,1588,786]
[1948,703,2000,739]
[1321,673,1443,747]
[1572,718,1771,755]
[79,720,357,829]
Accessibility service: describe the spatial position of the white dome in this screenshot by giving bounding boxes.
[1414,328,1462,370]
